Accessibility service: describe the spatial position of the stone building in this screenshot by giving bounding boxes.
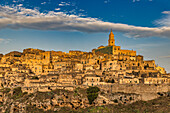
[95,30,136,56]
[83,75,101,86]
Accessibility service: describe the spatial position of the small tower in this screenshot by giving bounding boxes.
[108,29,115,46]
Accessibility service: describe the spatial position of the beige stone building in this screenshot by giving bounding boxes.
[83,75,101,86]
[119,78,139,84]
[144,77,169,84]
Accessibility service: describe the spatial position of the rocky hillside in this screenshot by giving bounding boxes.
[25,96,170,113]
[0,87,169,113]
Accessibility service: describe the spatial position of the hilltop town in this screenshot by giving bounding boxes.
[0,31,169,112]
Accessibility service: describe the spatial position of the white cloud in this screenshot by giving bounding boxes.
[155,13,170,27]
[41,2,46,5]
[58,2,70,6]
[17,4,23,7]
[0,5,170,38]
[58,4,64,6]
[162,11,170,14]
[55,8,60,11]
[12,0,24,3]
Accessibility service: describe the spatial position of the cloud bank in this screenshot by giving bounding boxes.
[159,56,170,58]
[0,38,11,44]
[0,5,170,38]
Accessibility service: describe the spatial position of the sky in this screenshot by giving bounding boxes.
[0,0,170,72]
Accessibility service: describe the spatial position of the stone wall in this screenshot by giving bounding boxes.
[98,84,169,101]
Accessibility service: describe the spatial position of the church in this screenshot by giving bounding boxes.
[94,30,136,56]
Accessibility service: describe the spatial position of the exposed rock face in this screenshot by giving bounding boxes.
[0,88,90,112]
[95,92,141,106]
[98,84,170,101]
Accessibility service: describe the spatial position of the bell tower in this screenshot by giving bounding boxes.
[108,29,115,46]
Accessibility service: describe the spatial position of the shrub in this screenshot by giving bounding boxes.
[32,76,39,79]
[86,86,100,104]
[3,88,11,93]
[101,91,105,95]
[13,87,24,99]
[113,99,118,103]
[129,97,133,100]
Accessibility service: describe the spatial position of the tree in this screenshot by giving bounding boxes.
[86,86,100,104]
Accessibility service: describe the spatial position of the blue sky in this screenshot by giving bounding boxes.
[0,0,170,72]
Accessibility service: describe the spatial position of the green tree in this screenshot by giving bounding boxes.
[86,86,100,104]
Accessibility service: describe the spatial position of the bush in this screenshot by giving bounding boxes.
[3,88,11,93]
[32,76,39,79]
[114,99,118,103]
[129,97,133,100]
[86,86,100,104]
[101,91,105,95]
[13,87,24,99]
[13,87,22,94]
